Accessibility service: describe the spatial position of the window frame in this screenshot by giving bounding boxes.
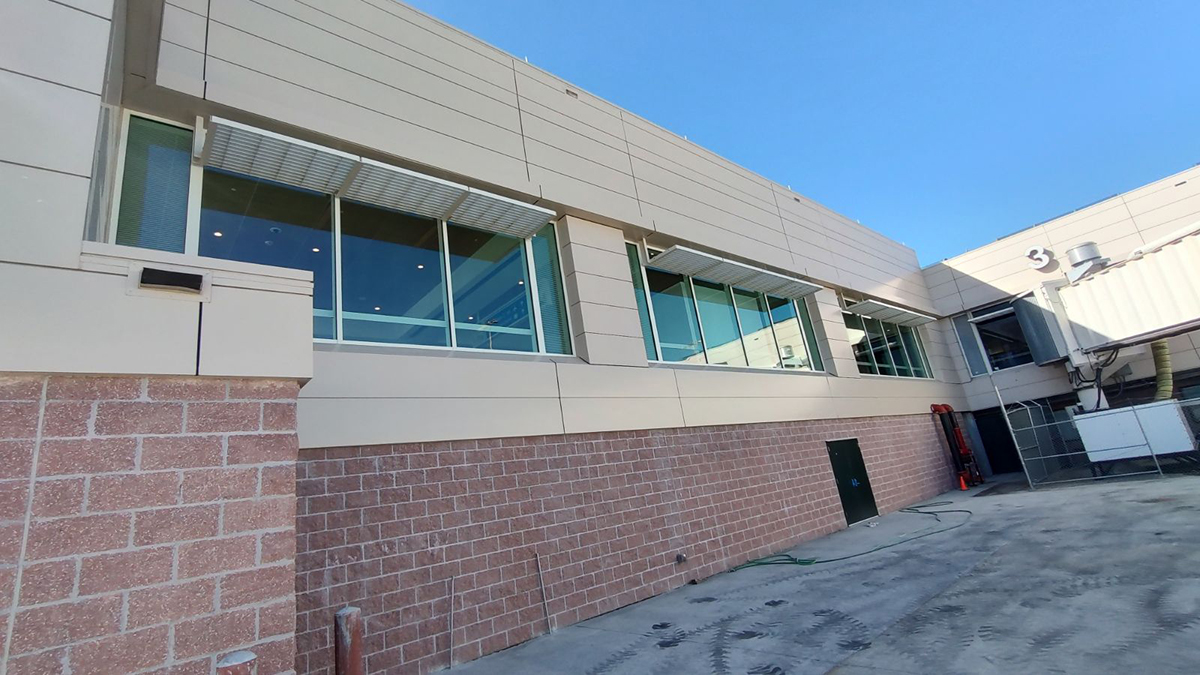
[110,110,574,357]
[842,309,936,380]
[630,240,827,374]
[966,302,1034,373]
[108,110,204,255]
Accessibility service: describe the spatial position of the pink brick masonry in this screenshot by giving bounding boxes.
[295,414,954,673]
[0,374,300,675]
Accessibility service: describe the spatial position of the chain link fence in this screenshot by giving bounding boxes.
[997,392,1200,488]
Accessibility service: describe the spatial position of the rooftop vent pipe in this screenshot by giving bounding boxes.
[1065,241,1108,283]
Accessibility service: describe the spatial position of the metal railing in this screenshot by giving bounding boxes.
[995,386,1200,488]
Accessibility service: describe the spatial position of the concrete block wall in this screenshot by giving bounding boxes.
[294,413,954,673]
[0,374,300,674]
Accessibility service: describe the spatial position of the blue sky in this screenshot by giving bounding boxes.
[405,1,1200,265]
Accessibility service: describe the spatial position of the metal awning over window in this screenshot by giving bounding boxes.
[843,298,935,326]
[202,117,555,238]
[205,117,358,195]
[647,245,823,299]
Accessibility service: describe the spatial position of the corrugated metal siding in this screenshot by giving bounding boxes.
[1058,230,1200,350]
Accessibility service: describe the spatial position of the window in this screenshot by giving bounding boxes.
[114,116,192,253]
[447,223,536,352]
[645,268,705,363]
[338,200,447,346]
[628,246,825,372]
[767,295,816,370]
[626,243,658,360]
[843,311,933,378]
[734,289,780,369]
[969,303,1033,371]
[110,113,572,354]
[531,224,571,355]
[198,169,336,339]
[693,279,746,367]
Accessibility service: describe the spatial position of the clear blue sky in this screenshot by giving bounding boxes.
[406,0,1200,265]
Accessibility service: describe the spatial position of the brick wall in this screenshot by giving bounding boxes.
[295,413,954,673]
[0,374,300,674]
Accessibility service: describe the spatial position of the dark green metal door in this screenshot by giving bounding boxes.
[827,438,878,524]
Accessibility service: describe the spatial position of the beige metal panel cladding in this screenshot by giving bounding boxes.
[0,0,111,94]
[1056,229,1200,350]
[0,263,198,375]
[166,0,932,305]
[302,349,560,399]
[0,163,90,268]
[156,41,205,98]
[0,69,100,178]
[199,286,314,378]
[200,31,533,198]
[298,396,566,447]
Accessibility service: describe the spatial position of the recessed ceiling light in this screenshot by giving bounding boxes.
[518,280,524,285]
[312,247,320,252]
[374,306,381,311]
[213,232,223,237]
[468,316,474,320]
[417,264,424,270]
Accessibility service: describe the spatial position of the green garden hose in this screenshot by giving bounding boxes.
[730,502,972,571]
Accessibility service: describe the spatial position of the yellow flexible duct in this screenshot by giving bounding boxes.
[1151,339,1173,401]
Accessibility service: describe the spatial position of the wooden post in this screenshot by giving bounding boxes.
[335,606,365,675]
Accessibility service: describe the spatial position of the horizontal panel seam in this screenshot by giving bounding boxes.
[208,18,523,138]
[205,56,527,165]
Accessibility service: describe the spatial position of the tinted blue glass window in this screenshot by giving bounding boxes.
[447,223,536,352]
[645,268,705,363]
[767,295,816,370]
[531,224,571,354]
[693,279,746,367]
[198,169,335,338]
[733,289,780,368]
[116,117,191,253]
[626,244,657,360]
[339,200,448,346]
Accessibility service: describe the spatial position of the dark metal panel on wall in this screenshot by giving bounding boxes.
[826,438,879,525]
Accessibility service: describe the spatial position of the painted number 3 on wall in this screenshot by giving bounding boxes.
[1026,246,1052,270]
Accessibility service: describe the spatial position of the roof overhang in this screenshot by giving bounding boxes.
[646,245,822,299]
[202,117,555,238]
[843,299,935,326]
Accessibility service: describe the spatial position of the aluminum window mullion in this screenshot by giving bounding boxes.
[184,163,203,255]
[441,219,457,348]
[791,299,810,370]
[553,220,577,356]
[524,237,545,353]
[916,325,935,379]
[637,242,663,360]
[727,286,751,366]
[332,196,344,341]
[687,276,710,364]
[762,293,787,369]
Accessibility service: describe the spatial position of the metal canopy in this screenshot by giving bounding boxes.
[844,299,935,327]
[205,117,358,195]
[204,117,555,238]
[647,245,823,299]
[343,158,466,222]
[450,188,556,239]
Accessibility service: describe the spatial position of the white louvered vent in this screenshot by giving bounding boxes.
[844,299,934,326]
[647,245,822,299]
[448,189,556,239]
[343,158,467,221]
[206,117,357,195]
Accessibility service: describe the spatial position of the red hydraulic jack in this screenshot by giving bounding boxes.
[931,404,984,490]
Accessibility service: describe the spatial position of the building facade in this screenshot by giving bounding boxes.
[1,1,1197,673]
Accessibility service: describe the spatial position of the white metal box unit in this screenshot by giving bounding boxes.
[1072,400,1197,461]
